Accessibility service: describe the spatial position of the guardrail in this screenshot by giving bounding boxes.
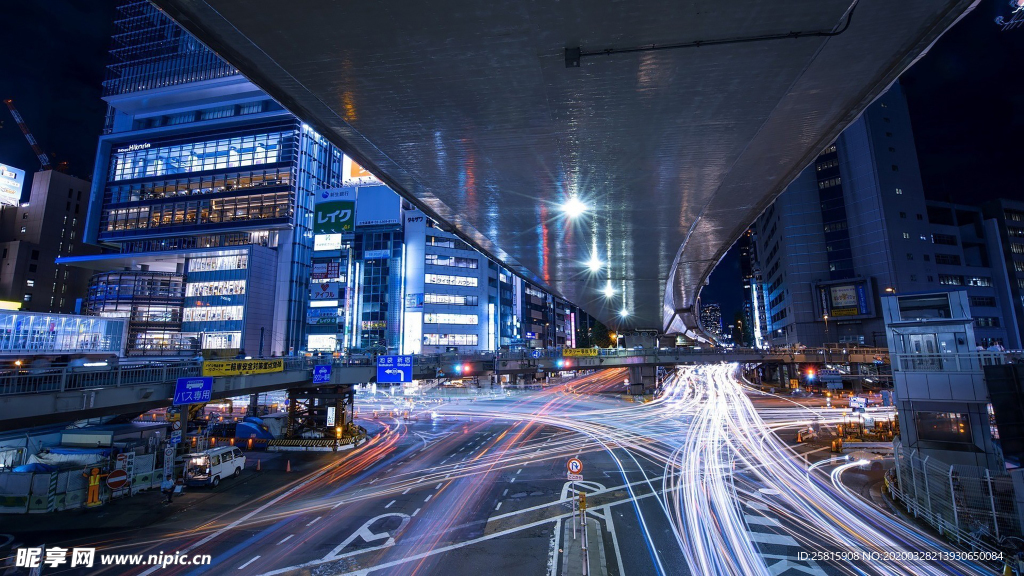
[0,346,899,398]
[891,352,1021,373]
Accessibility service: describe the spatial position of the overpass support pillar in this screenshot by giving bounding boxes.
[285,385,356,439]
[628,365,657,396]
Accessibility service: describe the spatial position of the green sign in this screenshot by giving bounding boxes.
[314,201,354,234]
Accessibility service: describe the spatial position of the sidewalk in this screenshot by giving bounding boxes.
[7,452,337,535]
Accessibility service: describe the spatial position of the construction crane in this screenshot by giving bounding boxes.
[4,99,52,171]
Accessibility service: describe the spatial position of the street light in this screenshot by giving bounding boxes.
[585,254,604,273]
[619,308,629,318]
[823,314,830,346]
[602,281,616,298]
[560,196,588,219]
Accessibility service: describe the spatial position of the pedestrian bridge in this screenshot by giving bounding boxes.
[0,348,887,429]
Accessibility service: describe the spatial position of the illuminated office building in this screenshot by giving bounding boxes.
[62,1,344,355]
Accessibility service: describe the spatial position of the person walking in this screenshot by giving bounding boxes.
[161,475,175,504]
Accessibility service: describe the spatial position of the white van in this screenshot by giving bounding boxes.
[183,446,245,487]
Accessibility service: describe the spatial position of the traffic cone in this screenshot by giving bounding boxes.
[286,460,291,473]
[256,459,261,471]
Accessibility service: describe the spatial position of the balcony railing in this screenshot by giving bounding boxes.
[892,352,1019,373]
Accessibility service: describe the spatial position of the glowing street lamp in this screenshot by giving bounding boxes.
[560,196,588,219]
[619,308,630,318]
[602,281,616,298]
[585,254,604,273]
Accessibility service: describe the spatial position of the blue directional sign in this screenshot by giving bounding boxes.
[173,377,213,406]
[376,355,413,383]
[312,364,332,384]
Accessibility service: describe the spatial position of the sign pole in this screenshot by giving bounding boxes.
[582,502,588,576]
[572,480,577,539]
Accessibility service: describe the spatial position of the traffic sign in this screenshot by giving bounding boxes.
[377,355,413,383]
[313,364,332,384]
[567,457,583,475]
[106,469,129,490]
[173,377,213,406]
[169,430,182,445]
[568,473,583,481]
[171,420,181,430]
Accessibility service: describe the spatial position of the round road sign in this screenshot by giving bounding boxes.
[106,469,129,490]
[567,458,583,475]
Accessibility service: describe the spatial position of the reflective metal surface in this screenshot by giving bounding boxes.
[155,0,975,332]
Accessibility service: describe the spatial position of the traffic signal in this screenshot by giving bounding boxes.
[579,492,587,511]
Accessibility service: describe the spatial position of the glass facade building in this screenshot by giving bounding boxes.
[0,311,126,356]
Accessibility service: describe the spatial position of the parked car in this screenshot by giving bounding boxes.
[183,446,245,487]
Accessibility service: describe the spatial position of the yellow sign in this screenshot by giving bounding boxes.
[563,348,598,357]
[202,359,284,377]
[0,300,22,310]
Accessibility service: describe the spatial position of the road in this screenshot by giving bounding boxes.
[0,365,1001,575]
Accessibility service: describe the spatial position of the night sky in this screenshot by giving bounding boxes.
[706,0,1024,327]
[3,1,1021,328]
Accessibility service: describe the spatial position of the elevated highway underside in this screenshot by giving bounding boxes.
[153,0,975,334]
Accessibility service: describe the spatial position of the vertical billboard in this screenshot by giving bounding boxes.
[0,163,26,207]
[342,156,380,186]
[314,187,356,250]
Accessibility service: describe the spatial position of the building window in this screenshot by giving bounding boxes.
[886,132,893,137]
[888,147,895,153]
[939,274,964,286]
[424,293,478,306]
[970,296,997,308]
[20,227,26,233]
[28,264,36,273]
[423,333,479,346]
[30,250,39,260]
[935,254,960,266]
[424,254,479,269]
[900,212,906,219]
[23,294,31,302]
[927,276,933,282]
[916,214,923,220]
[923,254,930,262]
[932,234,957,246]
[966,276,992,287]
[906,253,914,260]
[910,274,917,281]
[916,412,972,444]
[895,188,903,195]
[182,305,245,322]
[975,317,1000,328]
[902,232,910,239]
[26,280,34,288]
[891,165,899,171]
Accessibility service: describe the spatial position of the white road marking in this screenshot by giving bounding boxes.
[744,514,782,527]
[307,516,322,527]
[385,500,395,509]
[424,494,432,502]
[748,531,800,546]
[502,489,508,496]
[402,487,411,495]
[494,502,502,511]
[510,477,516,483]
[412,508,421,517]
[435,483,443,490]
[238,556,260,570]
[515,468,521,475]
[277,535,293,545]
[332,502,343,510]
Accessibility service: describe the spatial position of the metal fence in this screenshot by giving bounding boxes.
[890,442,1020,543]
[891,352,1018,373]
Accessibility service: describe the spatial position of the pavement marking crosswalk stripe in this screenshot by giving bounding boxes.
[510,477,516,483]
[412,507,421,517]
[307,516,322,527]
[385,500,395,509]
[744,515,782,527]
[238,556,260,570]
[516,469,521,474]
[747,531,800,546]
[277,535,293,545]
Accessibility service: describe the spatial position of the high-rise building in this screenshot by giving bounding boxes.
[699,302,722,341]
[925,201,1020,349]
[0,169,100,313]
[61,0,344,356]
[754,84,957,347]
[982,198,1024,346]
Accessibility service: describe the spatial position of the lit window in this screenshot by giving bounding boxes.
[424,313,479,325]
[424,274,478,287]
[902,233,910,239]
[895,188,903,195]
[26,280,34,287]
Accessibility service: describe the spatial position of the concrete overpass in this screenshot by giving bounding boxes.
[152,0,976,335]
[0,348,887,429]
